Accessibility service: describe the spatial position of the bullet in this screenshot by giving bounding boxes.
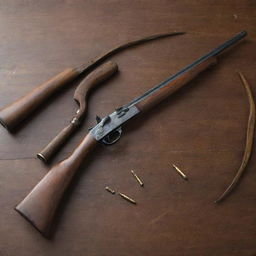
[172,164,188,180]
[118,192,137,204]
[105,186,115,194]
[131,170,144,186]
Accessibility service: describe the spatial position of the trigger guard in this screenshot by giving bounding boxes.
[101,127,122,145]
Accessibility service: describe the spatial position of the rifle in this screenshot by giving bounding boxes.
[0,32,184,131]
[15,31,247,238]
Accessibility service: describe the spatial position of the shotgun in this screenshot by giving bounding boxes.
[15,31,247,238]
[0,32,184,131]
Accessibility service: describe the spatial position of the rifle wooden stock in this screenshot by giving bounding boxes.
[15,133,98,238]
[0,68,80,131]
[37,61,118,163]
[136,57,217,111]
[0,32,184,131]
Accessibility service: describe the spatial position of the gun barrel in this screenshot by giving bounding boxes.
[208,30,247,57]
[126,31,247,108]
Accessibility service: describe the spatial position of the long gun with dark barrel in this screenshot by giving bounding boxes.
[15,31,247,238]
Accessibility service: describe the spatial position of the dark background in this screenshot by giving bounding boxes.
[0,1,255,255]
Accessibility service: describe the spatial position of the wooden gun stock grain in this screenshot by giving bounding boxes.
[15,133,98,237]
[0,31,185,131]
[215,71,255,203]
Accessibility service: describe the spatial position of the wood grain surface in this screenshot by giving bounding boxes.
[0,0,256,255]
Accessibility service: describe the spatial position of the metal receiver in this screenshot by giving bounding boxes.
[90,31,247,145]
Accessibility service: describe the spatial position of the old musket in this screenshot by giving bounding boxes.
[15,31,247,238]
[0,31,184,131]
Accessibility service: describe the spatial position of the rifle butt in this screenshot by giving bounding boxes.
[0,68,80,131]
[15,133,97,237]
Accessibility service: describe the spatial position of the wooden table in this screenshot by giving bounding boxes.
[0,1,255,255]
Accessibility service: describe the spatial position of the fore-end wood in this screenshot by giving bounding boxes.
[15,133,98,238]
[136,57,217,112]
[0,68,80,131]
[0,32,184,131]
[37,61,118,163]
